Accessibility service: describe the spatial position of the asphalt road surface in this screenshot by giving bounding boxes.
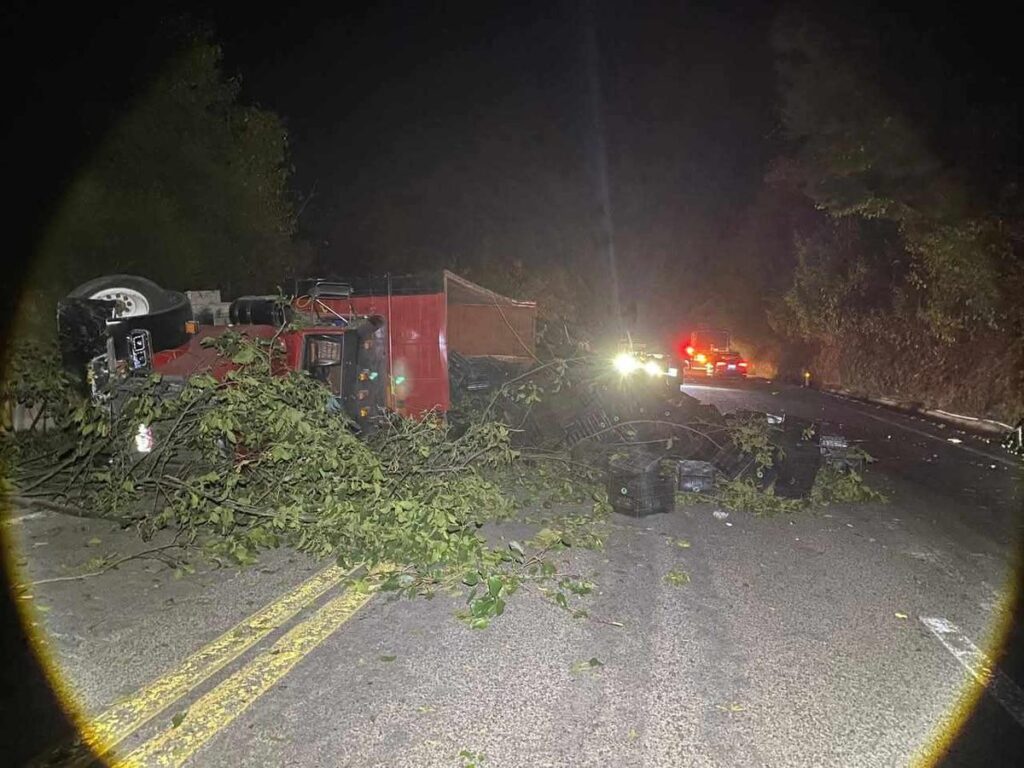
[6,378,1023,767]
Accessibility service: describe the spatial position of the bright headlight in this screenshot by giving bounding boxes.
[614,353,640,374]
[134,423,154,453]
[643,360,663,376]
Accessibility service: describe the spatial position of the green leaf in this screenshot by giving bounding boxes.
[231,346,259,364]
[663,569,690,587]
[378,655,397,663]
[487,576,502,598]
[171,711,188,728]
[570,657,604,674]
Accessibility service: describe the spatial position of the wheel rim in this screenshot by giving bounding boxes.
[88,287,151,317]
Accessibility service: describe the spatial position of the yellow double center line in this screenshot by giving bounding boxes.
[114,583,378,767]
[82,564,357,760]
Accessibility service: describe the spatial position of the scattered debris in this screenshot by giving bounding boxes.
[664,569,690,586]
[716,702,746,714]
[1001,421,1023,458]
[607,450,676,517]
[676,460,716,493]
[570,657,605,675]
[712,510,729,521]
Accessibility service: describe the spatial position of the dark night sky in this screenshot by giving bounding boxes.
[202,0,782,319]
[6,0,1023,323]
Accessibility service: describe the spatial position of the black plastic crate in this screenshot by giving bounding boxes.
[677,460,716,492]
[772,416,823,497]
[774,442,821,497]
[818,433,865,472]
[564,407,617,447]
[607,451,676,517]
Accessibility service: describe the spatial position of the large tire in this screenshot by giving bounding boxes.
[68,274,173,316]
[68,275,192,353]
[113,291,191,354]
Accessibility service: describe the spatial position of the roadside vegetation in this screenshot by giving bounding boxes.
[18,26,309,340]
[688,10,1024,424]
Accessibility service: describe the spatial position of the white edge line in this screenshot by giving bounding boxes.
[825,392,1019,469]
[920,615,1024,728]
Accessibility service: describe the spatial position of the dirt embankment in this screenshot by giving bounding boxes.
[735,326,1023,425]
[811,334,1023,424]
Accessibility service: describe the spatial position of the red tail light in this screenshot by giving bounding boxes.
[738,361,748,368]
[685,345,695,356]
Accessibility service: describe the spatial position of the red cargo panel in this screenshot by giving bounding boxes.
[317,293,449,417]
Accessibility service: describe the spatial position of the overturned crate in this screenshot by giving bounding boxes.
[676,459,717,493]
[818,432,864,472]
[561,388,631,448]
[606,449,676,517]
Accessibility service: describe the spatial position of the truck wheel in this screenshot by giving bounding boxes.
[113,291,192,353]
[68,274,171,318]
[67,275,192,353]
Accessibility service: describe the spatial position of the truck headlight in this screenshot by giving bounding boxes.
[643,360,664,376]
[614,353,640,374]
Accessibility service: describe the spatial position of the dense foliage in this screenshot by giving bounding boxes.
[770,14,1021,341]
[689,9,1024,421]
[4,334,615,627]
[22,33,308,338]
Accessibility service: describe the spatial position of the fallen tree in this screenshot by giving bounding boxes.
[3,331,884,627]
[2,334,616,627]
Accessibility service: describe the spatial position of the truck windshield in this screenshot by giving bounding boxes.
[304,335,345,396]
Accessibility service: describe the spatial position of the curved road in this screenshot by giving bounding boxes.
[9,378,1023,767]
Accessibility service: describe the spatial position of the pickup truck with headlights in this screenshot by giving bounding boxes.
[678,327,749,379]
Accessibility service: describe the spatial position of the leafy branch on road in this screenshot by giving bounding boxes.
[19,542,191,588]
[4,335,612,628]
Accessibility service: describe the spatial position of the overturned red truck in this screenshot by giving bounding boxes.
[57,272,537,433]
